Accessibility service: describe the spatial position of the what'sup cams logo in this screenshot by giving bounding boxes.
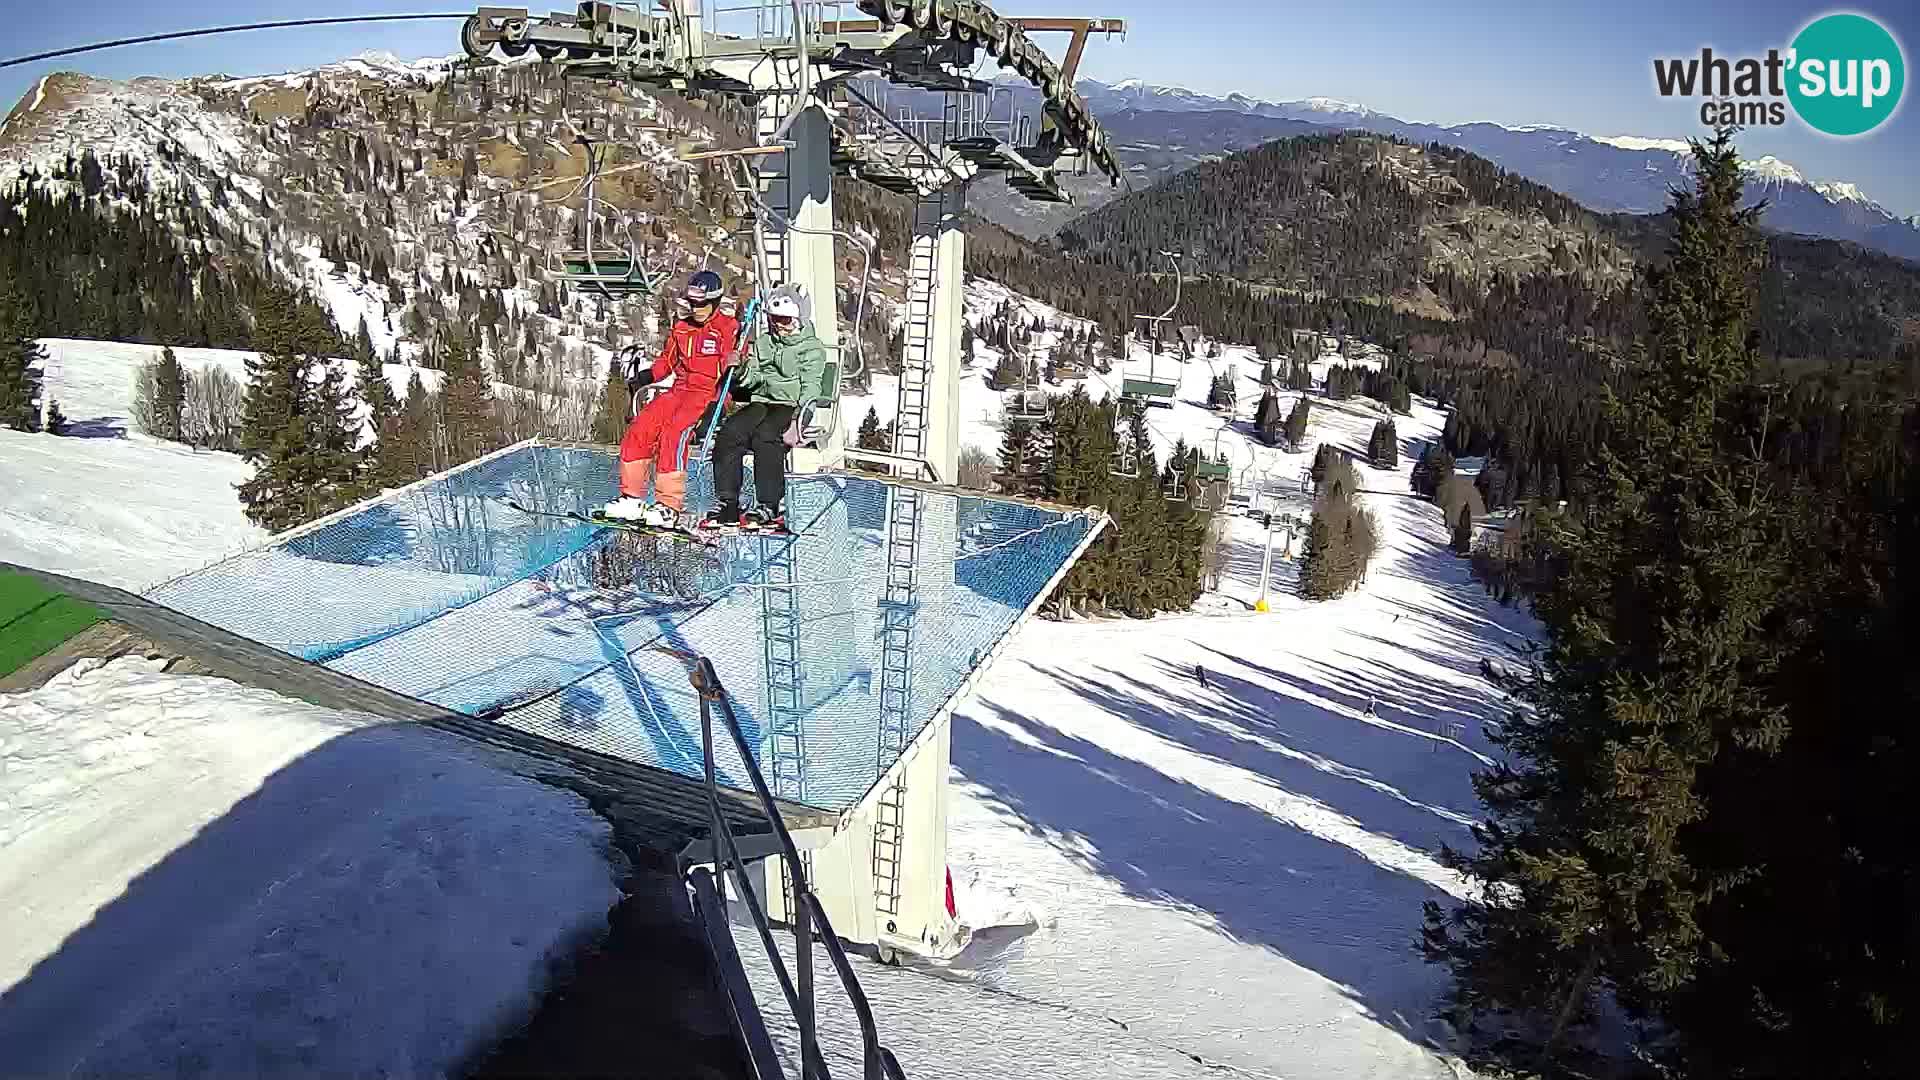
[1653,12,1906,136]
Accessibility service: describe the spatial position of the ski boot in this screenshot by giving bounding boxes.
[698,503,744,534]
[600,497,682,531]
[740,506,788,535]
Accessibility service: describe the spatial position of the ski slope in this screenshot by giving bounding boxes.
[731,381,1525,1079]
[0,656,623,1077]
[2,296,1522,1078]
[0,339,455,591]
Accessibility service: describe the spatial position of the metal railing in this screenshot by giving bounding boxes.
[666,649,908,1080]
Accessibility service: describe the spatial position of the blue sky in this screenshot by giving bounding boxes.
[5,1,1918,216]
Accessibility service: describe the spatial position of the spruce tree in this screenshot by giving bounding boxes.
[1369,419,1399,469]
[155,346,187,442]
[1421,127,1790,1067]
[1411,443,1433,494]
[300,358,366,514]
[997,416,1042,496]
[0,275,46,431]
[1310,443,1337,489]
[1283,397,1310,448]
[237,289,313,530]
[1427,447,1455,501]
[857,406,889,452]
[436,331,496,465]
[1254,389,1282,445]
[593,357,628,445]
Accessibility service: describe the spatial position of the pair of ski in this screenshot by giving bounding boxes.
[504,500,793,544]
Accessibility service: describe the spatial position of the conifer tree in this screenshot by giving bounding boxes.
[153,346,187,442]
[436,331,496,464]
[1450,502,1472,554]
[1421,127,1790,1066]
[593,357,628,445]
[856,405,889,452]
[1425,446,1455,500]
[1310,443,1338,489]
[0,275,47,431]
[236,286,360,530]
[997,416,1043,496]
[301,357,366,511]
[1283,397,1310,448]
[1369,419,1398,469]
[237,290,311,529]
[354,316,376,365]
[1254,389,1282,445]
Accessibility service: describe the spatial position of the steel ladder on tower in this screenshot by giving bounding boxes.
[746,57,812,915]
[870,94,963,924]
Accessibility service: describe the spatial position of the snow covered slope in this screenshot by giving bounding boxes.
[850,277,1388,485]
[6,280,1521,1077]
[0,339,457,591]
[744,341,1527,1079]
[0,655,622,1077]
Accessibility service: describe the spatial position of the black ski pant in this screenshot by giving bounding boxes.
[713,402,797,510]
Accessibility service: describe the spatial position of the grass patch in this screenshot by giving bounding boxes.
[0,571,108,679]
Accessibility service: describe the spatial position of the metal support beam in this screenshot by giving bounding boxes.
[923,189,966,487]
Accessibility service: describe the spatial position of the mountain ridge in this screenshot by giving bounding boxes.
[940,76,1920,261]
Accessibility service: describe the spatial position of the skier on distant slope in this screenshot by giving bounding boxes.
[602,270,739,527]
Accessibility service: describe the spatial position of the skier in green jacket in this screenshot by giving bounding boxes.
[704,287,828,531]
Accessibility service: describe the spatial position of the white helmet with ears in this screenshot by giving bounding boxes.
[765,291,802,321]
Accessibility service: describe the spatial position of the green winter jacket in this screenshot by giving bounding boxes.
[739,321,829,407]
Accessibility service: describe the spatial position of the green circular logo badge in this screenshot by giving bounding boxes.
[1787,13,1906,136]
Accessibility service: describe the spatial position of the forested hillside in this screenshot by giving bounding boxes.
[1059,132,1639,299]
[948,131,1920,521]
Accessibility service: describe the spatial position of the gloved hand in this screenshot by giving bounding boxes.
[622,346,654,394]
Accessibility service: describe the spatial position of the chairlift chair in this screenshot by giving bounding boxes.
[1006,352,1050,420]
[1163,466,1189,503]
[1194,454,1233,484]
[557,137,672,299]
[1122,251,1186,409]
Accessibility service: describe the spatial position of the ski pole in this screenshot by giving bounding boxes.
[697,295,760,455]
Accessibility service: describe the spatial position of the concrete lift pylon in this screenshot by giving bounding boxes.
[458,0,1125,963]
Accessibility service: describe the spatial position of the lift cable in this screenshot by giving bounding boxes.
[2,14,469,71]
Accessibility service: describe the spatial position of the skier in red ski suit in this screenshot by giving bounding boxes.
[606,270,740,520]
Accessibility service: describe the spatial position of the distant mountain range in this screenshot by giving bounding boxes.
[906,76,1920,261]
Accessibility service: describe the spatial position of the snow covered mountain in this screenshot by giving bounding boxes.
[0,50,767,395]
[1070,77,1380,126]
[963,77,1920,261]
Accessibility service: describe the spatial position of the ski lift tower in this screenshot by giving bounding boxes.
[460,1,1125,962]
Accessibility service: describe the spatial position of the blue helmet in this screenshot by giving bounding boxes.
[684,270,724,304]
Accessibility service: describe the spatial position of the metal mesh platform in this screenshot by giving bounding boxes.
[146,441,1104,813]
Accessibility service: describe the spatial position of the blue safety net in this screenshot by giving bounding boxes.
[146,441,1104,813]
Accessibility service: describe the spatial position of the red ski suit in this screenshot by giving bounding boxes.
[618,310,741,501]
